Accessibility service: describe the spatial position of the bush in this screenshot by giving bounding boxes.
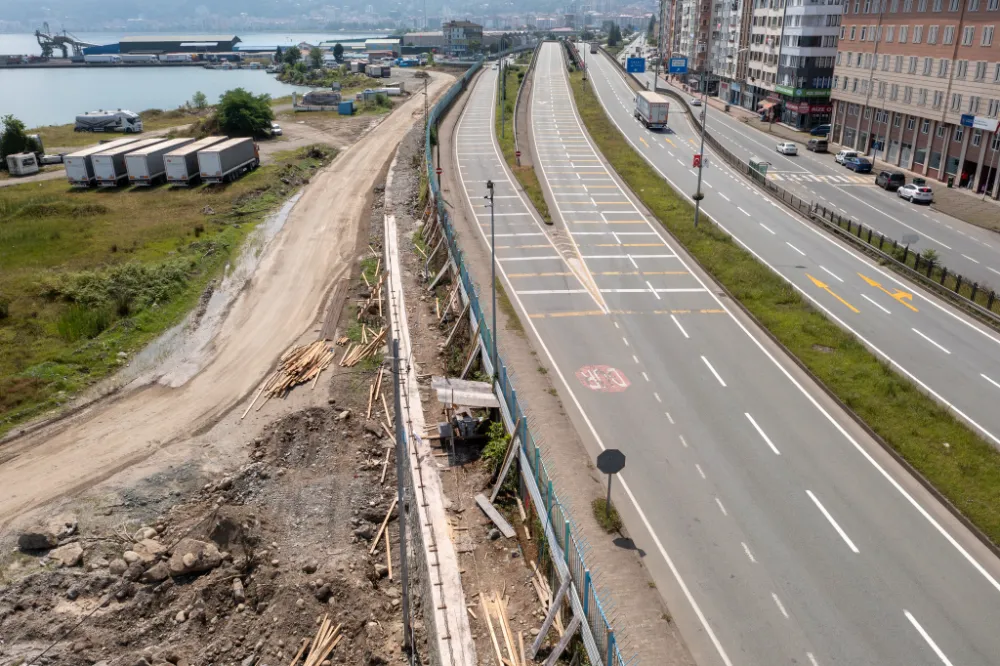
[216,88,275,137]
[481,421,510,474]
[57,305,113,341]
[40,261,191,313]
[374,93,392,109]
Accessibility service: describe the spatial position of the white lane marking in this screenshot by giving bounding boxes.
[961,254,981,264]
[670,314,690,339]
[719,193,731,202]
[742,542,756,563]
[807,653,820,666]
[627,253,638,268]
[745,413,781,455]
[614,321,620,329]
[647,280,662,300]
[654,392,662,403]
[679,434,688,447]
[861,294,891,314]
[820,266,844,282]
[715,497,728,516]
[760,223,776,235]
[701,356,727,387]
[633,354,640,363]
[785,242,806,256]
[666,412,675,424]
[623,337,630,347]
[771,593,789,619]
[905,611,955,666]
[642,371,650,382]
[989,267,1000,277]
[517,289,589,294]
[738,206,751,216]
[912,328,951,355]
[981,373,1000,390]
[696,464,706,479]
[806,490,860,553]
[705,181,714,189]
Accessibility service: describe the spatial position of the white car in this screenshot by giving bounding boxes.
[270,122,282,136]
[897,183,934,203]
[835,149,859,164]
[776,141,798,155]
[690,98,702,106]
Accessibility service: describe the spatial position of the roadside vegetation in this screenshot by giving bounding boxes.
[0,144,336,436]
[494,62,553,225]
[31,106,211,150]
[568,70,1000,545]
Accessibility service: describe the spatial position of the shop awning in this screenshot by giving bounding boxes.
[758,101,777,110]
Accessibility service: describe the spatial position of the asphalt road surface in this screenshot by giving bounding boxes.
[452,44,1000,666]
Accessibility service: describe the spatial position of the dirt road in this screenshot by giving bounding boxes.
[0,71,454,527]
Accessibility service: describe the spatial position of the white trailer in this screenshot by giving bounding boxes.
[75,109,143,134]
[84,54,122,64]
[5,152,40,176]
[121,53,159,64]
[197,138,260,184]
[164,136,229,185]
[125,137,194,185]
[64,137,141,187]
[92,138,164,187]
[161,53,193,63]
[634,91,669,130]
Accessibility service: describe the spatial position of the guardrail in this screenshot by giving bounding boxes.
[600,49,1000,329]
[512,43,540,158]
[425,55,634,666]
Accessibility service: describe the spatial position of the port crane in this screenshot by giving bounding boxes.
[34,23,96,58]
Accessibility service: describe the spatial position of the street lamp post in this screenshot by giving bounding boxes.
[486,180,497,375]
[692,34,712,228]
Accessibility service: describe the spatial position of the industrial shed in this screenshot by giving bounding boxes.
[118,35,241,54]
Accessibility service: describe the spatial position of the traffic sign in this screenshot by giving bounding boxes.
[597,449,626,524]
[668,56,688,74]
[626,57,646,74]
[435,167,442,176]
[515,151,521,158]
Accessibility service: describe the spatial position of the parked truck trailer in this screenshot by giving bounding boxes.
[164,136,229,185]
[125,137,194,185]
[64,137,141,187]
[92,138,163,187]
[121,54,159,64]
[75,109,143,134]
[197,138,260,184]
[634,91,669,130]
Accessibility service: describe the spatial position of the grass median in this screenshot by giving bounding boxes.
[0,144,336,436]
[568,70,1000,546]
[494,63,552,225]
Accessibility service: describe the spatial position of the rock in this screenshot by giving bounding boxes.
[140,562,170,584]
[66,586,80,600]
[202,205,216,215]
[123,551,141,564]
[133,527,157,541]
[49,542,84,567]
[488,528,502,541]
[302,560,318,574]
[124,561,146,582]
[314,585,331,602]
[94,558,110,568]
[18,530,58,552]
[175,610,187,623]
[233,578,246,603]
[296,598,305,609]
[530,628,540,637]
[168,538,223,576]
[353,523,375,540]
[374,564,389,579]
[132,539,167,564]
[363,421,383,439]
[336,410,351,422]
[108,559,128,576]
[241,657,255,666]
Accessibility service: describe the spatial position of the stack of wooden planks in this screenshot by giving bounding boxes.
[242,340,334,417]
[480,589,527,666]
[339,326,386,367]
[287,614,342,666]
[529,562,564,637]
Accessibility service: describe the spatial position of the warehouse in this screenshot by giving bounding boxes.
[118,35,241,54]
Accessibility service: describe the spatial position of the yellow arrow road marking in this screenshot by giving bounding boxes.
[639,137,650,148]
[807,274,860,313]
[857,273,919,312]
[665,137,676,147]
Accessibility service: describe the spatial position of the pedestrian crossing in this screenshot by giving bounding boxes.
[766,172,872,185]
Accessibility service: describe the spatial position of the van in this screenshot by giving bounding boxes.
[875,170,906,190]
[835,149,859,164]
[807,138,828,153]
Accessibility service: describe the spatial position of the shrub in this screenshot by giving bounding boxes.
[0,295,9,319]
[481,421,510,474]
[57,305,112,341]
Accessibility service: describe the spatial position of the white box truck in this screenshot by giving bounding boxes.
[92,138,163,187]
[75,109,143,134]
[125,137,194,185]
[6,153,40,176]
[64,137,140,187]
[161,53,193,63]
[197,138,260,184]
[164,136,228,185]
[121,54,159,64]
[84,54,122,64]
[634,91,669,130]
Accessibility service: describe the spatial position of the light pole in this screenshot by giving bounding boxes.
[692,35,711,228]
[984,138,1000,200]
[486,180,497,375]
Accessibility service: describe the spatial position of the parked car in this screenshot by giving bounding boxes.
[690,98,702,106]
[270,122,282,136]
[776,141,798,155]
[897,183,934,203]
[806,138,828,153]
[810,124,831,136]
[875,170,906,190]
[844,156,873,173]
[835,149,859,164]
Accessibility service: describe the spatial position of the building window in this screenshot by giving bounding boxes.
[862,79,870,94]
[970,0,980,9]
[892,0,900,9]
[878,80,887,96]
[913,25,924,41]
[922,118,931,132]
[899,25,909,41]
[837,52,843,65]
[865,53,873,68]
[908,116,917,129]
[860,25,867,39]
[991,0,1000,9]
[954,125,964,141]
[909,56,919,73]
[983,25,995,44]
[856,52,864,66]
[895,55,904,71]
[919,87,929,105]
[904,0,914,8]
[882,54,891,69]
[970,95,981,113]
[886,25,896,41]
[841,25,847,37]
[894,112,903,126]
[956,60,968,78]
[919,0,928,8]
[928,25,939,42]
[993,133,1000,150]
[864,0,872,9]
[995,63,1000,81]
[891,83,900,100]
[865,107,873,118]
[923,56,934,74]
[937,124,947,137]
[951,92,963,110]
[989,98,1000,116]
[853,77,859,91]
[904,86,914,103]
[962,25,975,43]
[949,0,960,8]
[933,0,942,8]
[975,60,988,79]
[933,90,945,107]
[851,25,857,38]
[938,58,950,77]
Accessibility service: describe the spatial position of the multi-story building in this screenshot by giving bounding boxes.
[831,0,1000,197]
[678,0,714,79]
[443,20,484,55]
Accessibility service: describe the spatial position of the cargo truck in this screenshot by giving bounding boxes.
[164,136,228,185]
[197,138,260,184]
[121,54,159,64]
[64,137,141,187]
[92,138,163,187]
[125,137,194,185]
[75,109,143,133]
[634,91,669,130]
[84,54,122,64]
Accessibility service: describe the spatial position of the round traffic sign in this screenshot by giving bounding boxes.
[435,167,443,175]
[515,151,521,158]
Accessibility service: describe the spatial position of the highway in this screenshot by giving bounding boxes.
[582,41,1000,459]
[451,42,1000,666]
[608,35,1000,289]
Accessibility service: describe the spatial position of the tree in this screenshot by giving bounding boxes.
[215,88,275,137]
[333,43,344,62]
[191,91,208,110]
[581,30,595,41]
[607,24,622,47]
[0,115,30,169]
[283,45,301,66]
[309,46,323,68]
[648,15,656,37]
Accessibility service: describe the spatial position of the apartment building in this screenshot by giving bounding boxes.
[830,0,1000,197]
[678,0,714,78]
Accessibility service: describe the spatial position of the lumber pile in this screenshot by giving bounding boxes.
[288,614,342,666]
[480,590,526,666]
[529,562,563,637]
[339,327,387,367]
[242,340,334,417]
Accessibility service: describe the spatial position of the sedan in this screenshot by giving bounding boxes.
[810,124,831,136]
[776,141,798,155]
[843,156,873,173]
[690,98,702,106]
[270,122,283,136]
[897,183,934,203]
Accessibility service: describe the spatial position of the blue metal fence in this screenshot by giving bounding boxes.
[425,59,633,666]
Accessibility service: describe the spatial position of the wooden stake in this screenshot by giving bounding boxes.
[384,528,393,581]
[481,596,506,666]
[369,497,398,555]
[287,638,309,666]
[382,392,391,422]
[380,446,392,485]
[518,631,526,666]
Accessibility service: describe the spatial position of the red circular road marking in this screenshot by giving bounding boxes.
[575,365,631,393]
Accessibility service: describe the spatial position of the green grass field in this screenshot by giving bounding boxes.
[0,145,335,435]
[568,70,1000,546]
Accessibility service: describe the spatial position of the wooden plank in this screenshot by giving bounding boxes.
[475,494,516,539]
[497,592,521,666]
[489,417,522,503]
[460,337,482,379]
[384,528,393,581]
[518,631,526,666]
[528,577,570,659]
[442,300,471,349]
[481,596,506,666]
[379,446,392,485]
[542,616,581,666]
[366,382,375,419]
[515,497,527,522]
[369,497,398,555]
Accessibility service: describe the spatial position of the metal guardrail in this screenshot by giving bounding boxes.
[425,57,634,666]
[512,43,540,158]
[599,50,1000,329]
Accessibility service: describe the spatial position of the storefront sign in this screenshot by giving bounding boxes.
[774,84,831,98]
[730,82,741,91]
[960,114,1000,132]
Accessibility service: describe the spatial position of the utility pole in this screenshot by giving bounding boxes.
[692,28,712,229]
[391,338,412,654]
[486,180,497,374]
[500,37,506,139]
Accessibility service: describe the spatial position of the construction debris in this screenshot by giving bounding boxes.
[243,340,335,417]
[339,327,387,367]
[289,614,343,666]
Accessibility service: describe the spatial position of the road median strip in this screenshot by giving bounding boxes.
[568,69,1000,549]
